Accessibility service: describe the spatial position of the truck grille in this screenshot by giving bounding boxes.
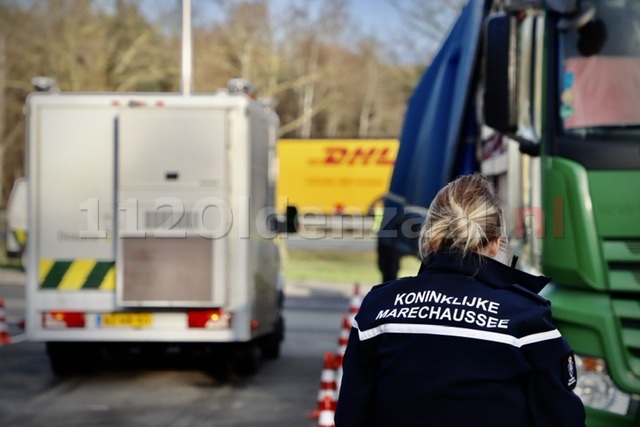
[602,240,640,291]
[608,263,640,287]
[626,240,640,255]
[613,298,640,376]
[601,239,640,384]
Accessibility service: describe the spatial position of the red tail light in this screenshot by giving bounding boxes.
[187,309,230,329]
[43,311,85,328]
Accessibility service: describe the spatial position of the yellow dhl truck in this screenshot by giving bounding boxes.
[276,139,398,217]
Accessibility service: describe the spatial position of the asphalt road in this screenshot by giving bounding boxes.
[0,270,359,427]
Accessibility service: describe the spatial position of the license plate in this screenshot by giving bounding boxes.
[101,313,153,328]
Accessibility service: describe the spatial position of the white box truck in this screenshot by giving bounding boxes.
[24,88,285,376]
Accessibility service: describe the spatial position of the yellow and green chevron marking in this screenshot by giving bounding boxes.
[13,229,27,248]
[39,259,115,290]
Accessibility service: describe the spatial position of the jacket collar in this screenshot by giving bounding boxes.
[419,251,551,294]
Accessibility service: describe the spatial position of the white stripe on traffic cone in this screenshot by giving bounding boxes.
[348,283,362,315]
[309,352,337,419]
[317,394,336,427]
[0,298,11,345]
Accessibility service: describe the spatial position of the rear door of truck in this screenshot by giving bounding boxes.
[27,95,117,340]
[115,103,229,308]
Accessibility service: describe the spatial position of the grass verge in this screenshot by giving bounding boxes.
[0,225,22,270]
[282,247,421,286]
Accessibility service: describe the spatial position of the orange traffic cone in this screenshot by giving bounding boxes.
[348,283,362,316]
[0,298,10,345]
[317,394,336,427]
[309,352,337,419]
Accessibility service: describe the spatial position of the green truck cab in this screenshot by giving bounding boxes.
[482,1,640,424]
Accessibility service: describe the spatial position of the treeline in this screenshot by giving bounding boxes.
[0,0,461,204]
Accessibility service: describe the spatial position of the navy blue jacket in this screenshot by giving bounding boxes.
[335,251,585,427]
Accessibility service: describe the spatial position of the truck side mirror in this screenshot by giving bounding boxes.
[285,205,299,234]
[576,18,606,56]
[482,12,518,134]
[557,2,596,32]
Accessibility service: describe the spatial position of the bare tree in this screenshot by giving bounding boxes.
[388,0,466,44]
[383,0,466,64]
[0,0,429,202]
[0,0,181,202]
[275,0,350,137]
[105,0,178,91]
[190,0,413,138]
[356,39,381,138]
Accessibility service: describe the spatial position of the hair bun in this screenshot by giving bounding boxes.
[419,173,503,259]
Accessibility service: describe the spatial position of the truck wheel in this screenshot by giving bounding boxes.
[49,355,73,377]
[206,354,232,383]
[260,315,284,360]
[49,354,75,377]
[260,335,281,360]
[232,343,261,376]
[46,342,98,377]
[47,343,77,376]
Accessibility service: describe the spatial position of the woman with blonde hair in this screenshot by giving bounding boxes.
[335,173,585,427]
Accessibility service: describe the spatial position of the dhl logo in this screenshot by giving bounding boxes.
[311,146,396,166]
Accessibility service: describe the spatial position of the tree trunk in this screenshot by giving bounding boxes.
[300,42,319,138]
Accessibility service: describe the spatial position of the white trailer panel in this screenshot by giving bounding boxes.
[36,106,115,261]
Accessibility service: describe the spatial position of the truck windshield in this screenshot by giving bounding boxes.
[559,0,640,136]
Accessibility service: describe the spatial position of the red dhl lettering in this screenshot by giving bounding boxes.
[322,147,395,165]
